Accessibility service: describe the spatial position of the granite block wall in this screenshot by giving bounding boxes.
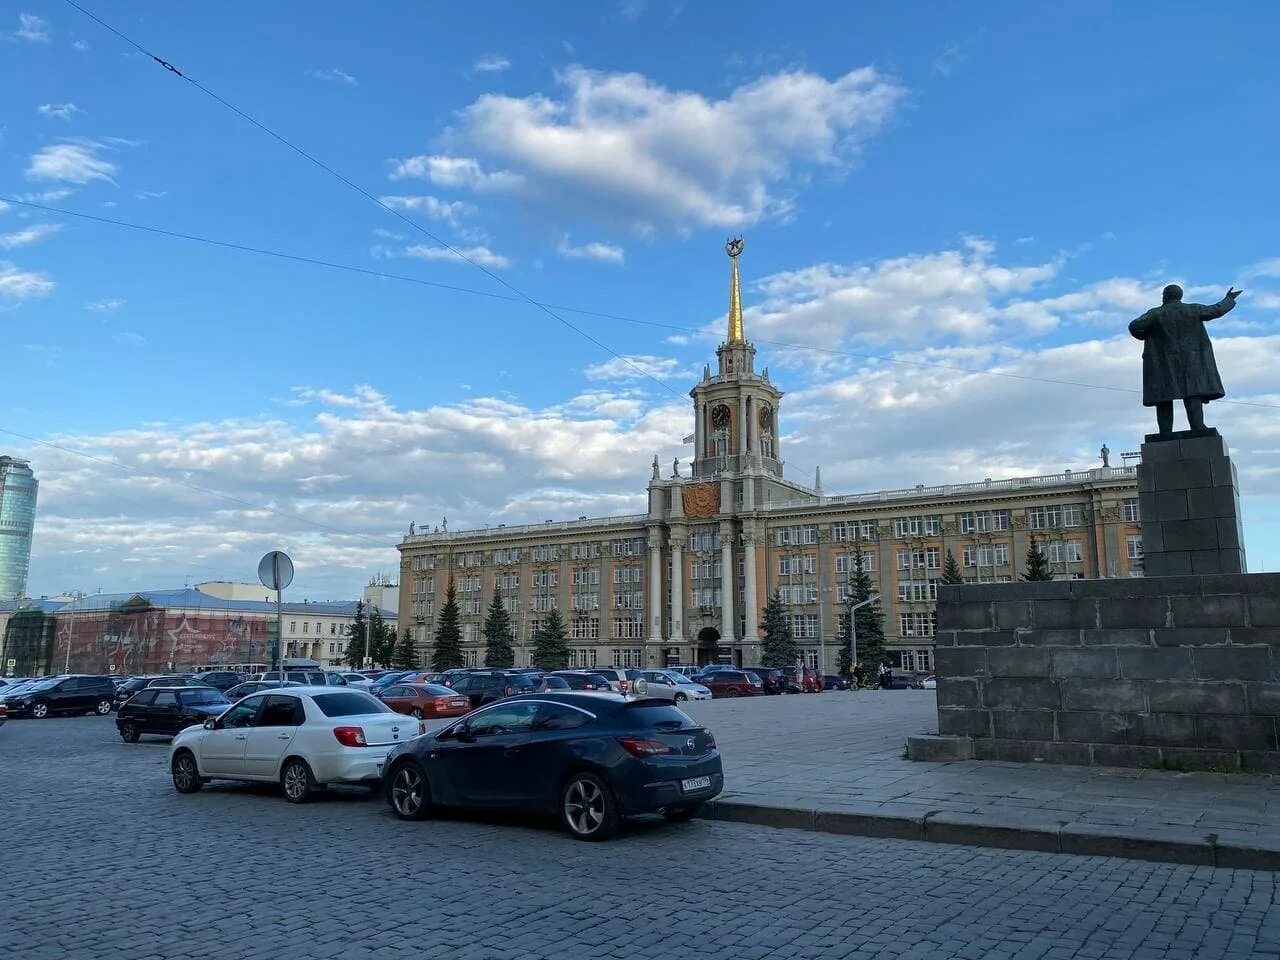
[934,574,1280,772]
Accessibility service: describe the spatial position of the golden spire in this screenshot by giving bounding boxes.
[725,236,745,343]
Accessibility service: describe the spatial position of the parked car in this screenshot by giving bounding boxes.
[541,675,571,692]
[169,687,419,802]
[368,671,415,693]
[116,686,232,742]
[337,672,373,690]
[113,675,198,710]
[550,671,613,692]
[780,667,823,694]
[378,683,472,720]
[921,675,937,690]
[638,670,712,702]
[224,680,303,702]
[252,669,336,686]
[0,699,6,727]
[886,676,922,690]
[448,673,512,708]
[591,668,634,695]
[823,675,851,691]
[751,668,786,695]
[3,675,117,718]
[191,670,247,692]
[382,693,723,841]
[701,670,760,698]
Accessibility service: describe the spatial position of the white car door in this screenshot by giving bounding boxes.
[243,694,303,779]
[198,697,262,775]
[642,671,678,700]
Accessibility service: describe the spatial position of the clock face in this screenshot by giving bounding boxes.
[712,405,732,428]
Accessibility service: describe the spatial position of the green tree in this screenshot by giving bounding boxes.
[759,589,797,668]
[1022,539,1054,581]
[431,578,465,671]
[482,587,516,668]
[342,600,368,669]
[530,608,570,670]
[368,605,397,667]
[942,549,964,585]
[391,628,419,671]
[846,539,886,670]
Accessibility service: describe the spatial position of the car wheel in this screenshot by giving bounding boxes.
[726,688,740,698]
[95,699,113,715]
[171,750,201,793]
[674,692,687,702]
[387,761,432,820]
[31,701,49,719]
[663,803,703,822]
[280,758,317,804]
[120,721,140,743]
[561,772,619,841]
[411,708,424,719]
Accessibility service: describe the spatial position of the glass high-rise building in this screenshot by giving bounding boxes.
[0,456,38,600]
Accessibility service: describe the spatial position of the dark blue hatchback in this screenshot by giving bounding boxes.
[381,692,723,840]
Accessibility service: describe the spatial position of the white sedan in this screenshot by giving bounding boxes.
[639,670,713,702]
[169,687,422,803]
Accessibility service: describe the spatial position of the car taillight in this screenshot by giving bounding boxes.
[705,732,716,749]
[619,680,629,693]
[618,737,671,757]
[332,726,367,747]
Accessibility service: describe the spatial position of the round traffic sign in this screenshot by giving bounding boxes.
[258,550,295,591]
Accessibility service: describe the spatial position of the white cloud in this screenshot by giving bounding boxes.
[73,38,88,51]
[85,298,126,313]
[0,223,62,249]
[13,12,49,42]
[114,332,147,347]
[388,154,523,192]
[472,55,511,73]
[38,103,82,121]
[0,201,8,214]
[134,190,168,200]
[378,194,476,226]
[557,235,625,264]
[403,243,511,269]
[0,262,55,299]
[584,355,689,381]
[618,0,646,21]
[434,65,904,232]
[26,140,119,184]
[308,68,358,86]
[1245,258,1280,279]
[17,188,74,205]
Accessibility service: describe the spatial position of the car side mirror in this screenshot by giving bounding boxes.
[203,718,217,730]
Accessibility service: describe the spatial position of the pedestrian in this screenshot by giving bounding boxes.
[852,660,865,690]
[878,661,892,690]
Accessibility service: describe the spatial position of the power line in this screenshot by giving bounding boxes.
[11,194,1280,413]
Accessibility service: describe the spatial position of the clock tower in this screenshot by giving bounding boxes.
[690,238,784,480]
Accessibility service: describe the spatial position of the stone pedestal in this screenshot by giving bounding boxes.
[1138,430,1246,576]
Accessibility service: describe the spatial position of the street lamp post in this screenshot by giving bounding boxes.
[846,593,880,685]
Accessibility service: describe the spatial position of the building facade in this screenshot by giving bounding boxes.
[397,245,1142,675]
[0,456,38,601]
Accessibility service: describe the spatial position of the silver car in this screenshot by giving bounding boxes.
[639,670,712,702]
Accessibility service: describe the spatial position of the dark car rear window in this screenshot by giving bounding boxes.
[178,688,230,706]
[624,702,695,728]
[311,692,390,717]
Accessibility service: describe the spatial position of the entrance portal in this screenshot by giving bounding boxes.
[695,627,720,667]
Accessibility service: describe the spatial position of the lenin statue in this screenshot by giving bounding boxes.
[1129,284,1241,437]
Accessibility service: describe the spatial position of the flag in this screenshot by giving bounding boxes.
[682,433,695,444]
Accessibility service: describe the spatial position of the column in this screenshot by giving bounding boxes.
[670,538,685,643]
[719,524,736,644]
[743,531,759,642]
[647,529,663,641]
[693,399,703,470]
[738,396,748,459]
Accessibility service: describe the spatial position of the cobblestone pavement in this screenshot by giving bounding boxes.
[2,714,1279,959]
[682,692,1280,863]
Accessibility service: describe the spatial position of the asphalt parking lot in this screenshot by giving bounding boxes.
[2,705,1278,960]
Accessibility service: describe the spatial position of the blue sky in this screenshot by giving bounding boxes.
[3,1,1279,598]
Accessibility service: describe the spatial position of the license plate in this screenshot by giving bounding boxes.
[450,700,467,708]
[681,776,712,792]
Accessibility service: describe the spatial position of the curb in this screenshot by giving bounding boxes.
[699,799,1280,870]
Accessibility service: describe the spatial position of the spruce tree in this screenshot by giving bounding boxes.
[368,606,397,667]
[431,578,465,670]
[942,549,964,585]
[848,539,886,670]
[759,589,798,668]
[342,600,368,669]
[391,628,419,670]
[530,608,570,670]
[1022,540,1054,581]
[482,587,516,668]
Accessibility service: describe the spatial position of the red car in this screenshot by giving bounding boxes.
[702,670,761,698]
[378,682,472,719]
[780,667,823,693]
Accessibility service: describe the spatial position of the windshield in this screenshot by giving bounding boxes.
[23,679,59,692]
[669,674,698,685]
[311,691,391,717]
[178,688,230,706]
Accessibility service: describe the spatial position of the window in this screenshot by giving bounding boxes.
[692,587,722,607]
[533,703,590,731]
[778,555,816,575]
[776,524,818,546]
[689,528,720,552]
[532,545,561,563]
[804,650,819,670]
[290,621,297,634]
[570,592,599,612]
[466,702,539,737]
[836,551,876,574]
[612,616,644,639]
[959,510,1011,534]
[257,695,304,726]
[570,617,600,639]
[462,648,479,667]
[330,622,337,634]
[612,591,643,610]
[612,648,644,668]
[1029,504,1084,529]
[897,579,939,602]
[572,567,601,586]
[896,548,939,570]
[785,614,819,638]
[130,690,157,706]
[457,551,483,568]
[613,565,643,584]
[570,541,602,560]
[962,543,1010,567]
[1044,540,1083,563]
[459,575,482,593]
[493,572,520,592]
[1123,499,1140,523]
[532,595,558,612]
[569,648,598,668]
[533,569,559,588]
[219,699,260,728]
[781,584,818,605]
[303,622,309,634]
[892,649,934,672]
[493,548,522,565]
[690,558,722,580]
[612,537,645,557]
[893,515,941,538]
[899,612,937,637]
